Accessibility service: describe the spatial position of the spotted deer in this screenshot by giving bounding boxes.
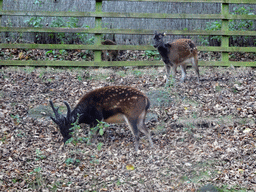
[153,32,199,84]
[49,86,153,151]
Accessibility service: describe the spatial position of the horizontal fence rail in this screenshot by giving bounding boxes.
[1,27,256,36]
[1,44,256,53]
[0,0,256,67]
[1,11,256,20]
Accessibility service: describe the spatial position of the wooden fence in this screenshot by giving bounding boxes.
[0,0,256,67]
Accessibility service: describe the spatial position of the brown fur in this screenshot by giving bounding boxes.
[101,39,118,61]
[153,32,199,83]
[50,86,153,151]
[165,39,199,82]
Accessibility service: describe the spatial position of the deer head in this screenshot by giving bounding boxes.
[153,31,166,48]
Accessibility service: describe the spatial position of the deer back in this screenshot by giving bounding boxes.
[167,39,198,64]
[76,86,150,122]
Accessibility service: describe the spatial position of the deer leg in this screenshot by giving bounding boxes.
[137,111,154,148]
[165,63,171,84]
[180,64,187,83]
[171,63,177,81]
[191,57,200,82]
[124,117,139,151]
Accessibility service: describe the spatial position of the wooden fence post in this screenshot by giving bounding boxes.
[0,0,3,26]
[94,0,102,63]
[221,3,229,63]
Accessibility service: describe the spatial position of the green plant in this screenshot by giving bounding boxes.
[215,85,222,92]
[39,71,45,78]
[10,114,20,124]
[34,0,43,6]
[77,75,83,81]
[116,180,122,186]
[35,149,46,161]
[50,18,66,44]
[205,6,254,46]
[92,120,108,136]
[59,49,67,56]
[197,36,209,46]
[132,70,142,77]
[24,17,43,42]
[217,184,252,192]
[231,87,238,93]
[45,50,54,56]
[88,120,109,150]
[65,114,86,146]
[12,178,17,183]
[23,67,35,74]
[144,50,161,60]
[89,155,100,165]
[65,158,81,166]
[28,167,45,190]
[16,129,26,138]
[50,17,94,45]
[165,75,175,87]
[1,135,7,143]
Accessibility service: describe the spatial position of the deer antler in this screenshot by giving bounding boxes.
[49,100,62,124]
[64,101,72,123]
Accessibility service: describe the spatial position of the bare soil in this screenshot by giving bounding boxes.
[0,66,256,191]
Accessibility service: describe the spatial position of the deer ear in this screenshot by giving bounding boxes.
[165,43,171,48]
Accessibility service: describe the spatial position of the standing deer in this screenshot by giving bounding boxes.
[49,86,153,151]
[153,32,199,84]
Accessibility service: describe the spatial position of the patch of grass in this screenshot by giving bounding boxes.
[231,87,239,93]
[76,75,83,81]
[183,122,195,134]
[46,78,53,82]
[218,115,233,125]
[116,71,126,77]
[10,114,20,125]
[217,116,254,126]
[154,122,166,134]
[28,167,45,190]
[39,71,45,78]
[1,135,7,143]
[182,97,200,107]
[65,158,81,166]
[0,91,5,99]
[217,185,253,192]
[144,50,161,60]
[23,67,35,74]
[35,149,46,161]
[147,89,172,108]
[132,70,143,77]
[16,129,26,138]
[215,85,222,92]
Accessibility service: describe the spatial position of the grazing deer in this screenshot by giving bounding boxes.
[101,39,118,61]
[49,86,153,151]
[153,32,199,84]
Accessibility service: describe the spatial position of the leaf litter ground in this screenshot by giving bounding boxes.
[0,66,256,191]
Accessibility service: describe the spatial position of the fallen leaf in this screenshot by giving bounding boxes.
[126,164,135,171]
